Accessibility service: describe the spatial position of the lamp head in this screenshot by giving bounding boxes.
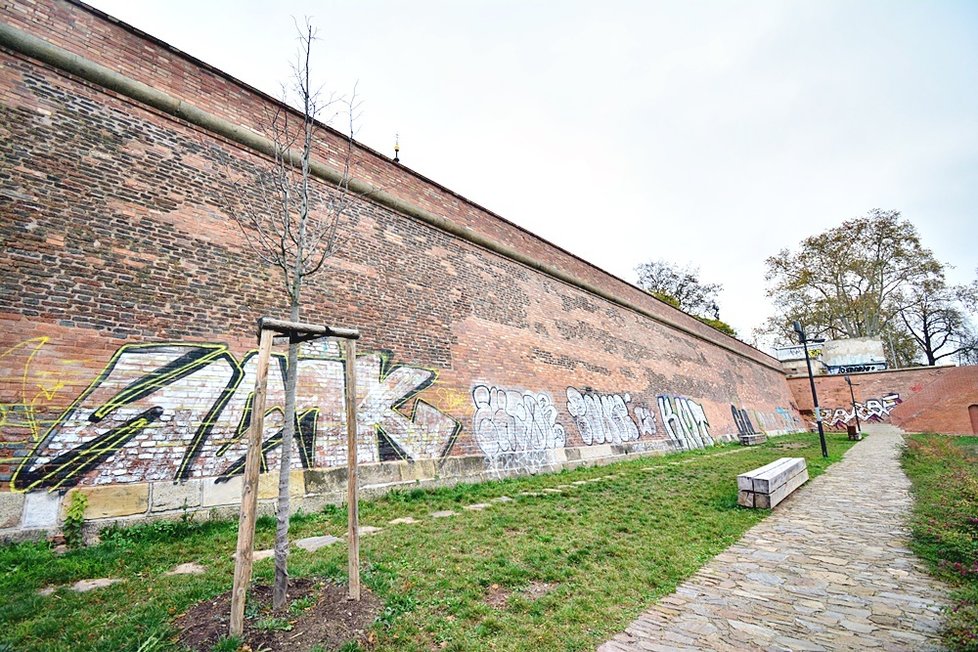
[792,321,805,343]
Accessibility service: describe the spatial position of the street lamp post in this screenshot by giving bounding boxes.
[844,374,861,435]
[793,321,828,458]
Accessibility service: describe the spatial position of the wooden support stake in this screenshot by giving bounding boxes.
[344,337,361,601]
[229,327,274,637]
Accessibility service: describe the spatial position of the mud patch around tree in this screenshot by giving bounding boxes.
[175,578,381,651]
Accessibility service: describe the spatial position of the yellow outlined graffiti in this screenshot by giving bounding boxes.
[0,337,66,442]
[8,340,462,492]
[11,342,243,492]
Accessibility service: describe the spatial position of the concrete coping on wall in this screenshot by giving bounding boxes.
[0,20,783,373]
[786,365,961,380]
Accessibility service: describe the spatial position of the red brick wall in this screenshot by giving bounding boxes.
[0,0,803,531]
[1,0,776,368]
[788,367,978,435]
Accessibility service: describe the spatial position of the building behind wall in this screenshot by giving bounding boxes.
[0,0,807,538]
[775,337,888,376]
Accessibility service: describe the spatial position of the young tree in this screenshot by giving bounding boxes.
[764,209,944,341]
[635,260,737,336]
[899,277,978,365]
[215,21,358,609]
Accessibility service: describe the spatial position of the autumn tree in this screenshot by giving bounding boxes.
[635,260,737,337]
[763,209,943,342]
[215,21,358,609]
[761,210,978,368]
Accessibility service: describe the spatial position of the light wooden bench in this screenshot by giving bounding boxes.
[737,457,808,509]
[739,433,768,446]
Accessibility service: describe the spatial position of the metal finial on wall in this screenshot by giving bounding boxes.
[393,133,400,163]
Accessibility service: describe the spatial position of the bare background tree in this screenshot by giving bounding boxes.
[635,260,737,337]
[214,20,359,608]
[899,277,978,365]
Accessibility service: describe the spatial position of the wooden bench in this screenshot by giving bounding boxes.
[739,433,768,446]
[737,457,808,509]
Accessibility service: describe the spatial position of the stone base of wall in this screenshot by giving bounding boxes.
[0,434,757,542]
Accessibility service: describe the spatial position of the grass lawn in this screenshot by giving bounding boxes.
[0,432,855,652]
[903,434,978,652]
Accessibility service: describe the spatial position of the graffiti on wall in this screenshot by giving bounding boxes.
[471,385,566,473]
[730,406,756,437]
[826,393,901,428]
[657,395,713,450]
[2,337,807,494]
[565,387,640,445]
[11,341,461,491]
[633,405,657,437]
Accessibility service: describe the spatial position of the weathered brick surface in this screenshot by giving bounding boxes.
[789,366,978,435]
[0,0,805,534]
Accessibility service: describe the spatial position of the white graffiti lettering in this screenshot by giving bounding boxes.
[472,385,566,474]
[827,393,901,428]
[565,387,640,445]
[634,405,657,437]
[657,395,713,450]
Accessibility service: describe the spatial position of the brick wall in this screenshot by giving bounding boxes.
[0,0,803,537]
[788,367,978,435]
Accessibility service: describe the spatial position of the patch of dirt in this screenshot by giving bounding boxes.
[484,581,556,609]
[773,442,807,450]
[522,581,556,599]
[483,583,512,609]
[176,578,381,651]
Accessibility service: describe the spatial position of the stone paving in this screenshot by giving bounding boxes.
[599,425,948,652]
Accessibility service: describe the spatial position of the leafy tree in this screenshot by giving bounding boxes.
[765,209,943,340]
[761,210,977,368]
[635,260,736,337]
[636,260,721,318]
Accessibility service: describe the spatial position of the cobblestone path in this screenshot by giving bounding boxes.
[599,426,948,651]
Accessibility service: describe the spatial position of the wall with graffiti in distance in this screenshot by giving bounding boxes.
[825,394,901,429]
[470,385,752,476]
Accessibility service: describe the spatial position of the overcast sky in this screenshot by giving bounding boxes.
[87,0,978,345]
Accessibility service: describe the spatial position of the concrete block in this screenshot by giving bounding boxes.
[401,459,436,482]
[304,467,346,495]
[258,470,304,500]
[21,491,60,529]
[72,484,150,519]
[438,455,485,479]
[0,492,25,529]
[577,444,614,461]
[202,476,242,507]
[739,433,768,446]
[360,461,403,487]
[151,479,201,512]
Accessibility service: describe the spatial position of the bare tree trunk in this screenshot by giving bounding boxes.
[272,21,317,610]
[273,303,300,609]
